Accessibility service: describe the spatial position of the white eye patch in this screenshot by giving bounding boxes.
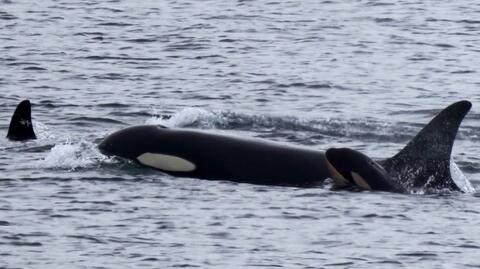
[137,153,196,172]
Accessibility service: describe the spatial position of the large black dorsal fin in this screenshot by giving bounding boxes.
[6,100,36,141]
[382,100,471,191]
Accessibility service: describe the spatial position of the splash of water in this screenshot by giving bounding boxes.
[36,141,106,170]
[145,107,221,128]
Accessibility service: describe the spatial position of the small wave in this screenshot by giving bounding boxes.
[451,70,475,74]
[70,116,124,125]
[396,251,438,257]
[0,241,42,247]
[146,107,414,143]
[66,235,106,244]
[6,61,39,66]
[458,244,480,249]
[97,22,134,27]
[434,43,455,48]
[374,17,395,23]
[163,42,210,52]
[275,82,333,89]
[91,73,124,80]
[97,102,130,108]
[82,55,160,61]
[325,262,355,266]
[146,107,219,128]
[74,31,105,36]
[22,66,47,71]
[126,38,158,43]
[0,11,16,20]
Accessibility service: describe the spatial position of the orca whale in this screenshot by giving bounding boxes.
[98,100,472,191]
[98,126,330,186]
[6,100,36,141]
[325,100,472,193]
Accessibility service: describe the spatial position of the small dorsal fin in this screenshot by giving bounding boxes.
[383,100,471,190]
[6,100,36,141]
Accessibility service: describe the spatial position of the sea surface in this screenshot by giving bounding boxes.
[1,0,480,268]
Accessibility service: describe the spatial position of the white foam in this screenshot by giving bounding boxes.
[36,141,106,170]
[145,107,221,128]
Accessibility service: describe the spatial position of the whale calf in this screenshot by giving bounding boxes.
[325,148,406,192]
[98,100,472,192]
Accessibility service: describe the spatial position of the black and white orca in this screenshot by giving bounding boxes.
[98,100,473,192]
[98,125,330,186]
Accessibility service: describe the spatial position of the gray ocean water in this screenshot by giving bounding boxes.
[1,1,480,268]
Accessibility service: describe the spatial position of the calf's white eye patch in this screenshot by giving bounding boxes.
[137,153,196,172]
